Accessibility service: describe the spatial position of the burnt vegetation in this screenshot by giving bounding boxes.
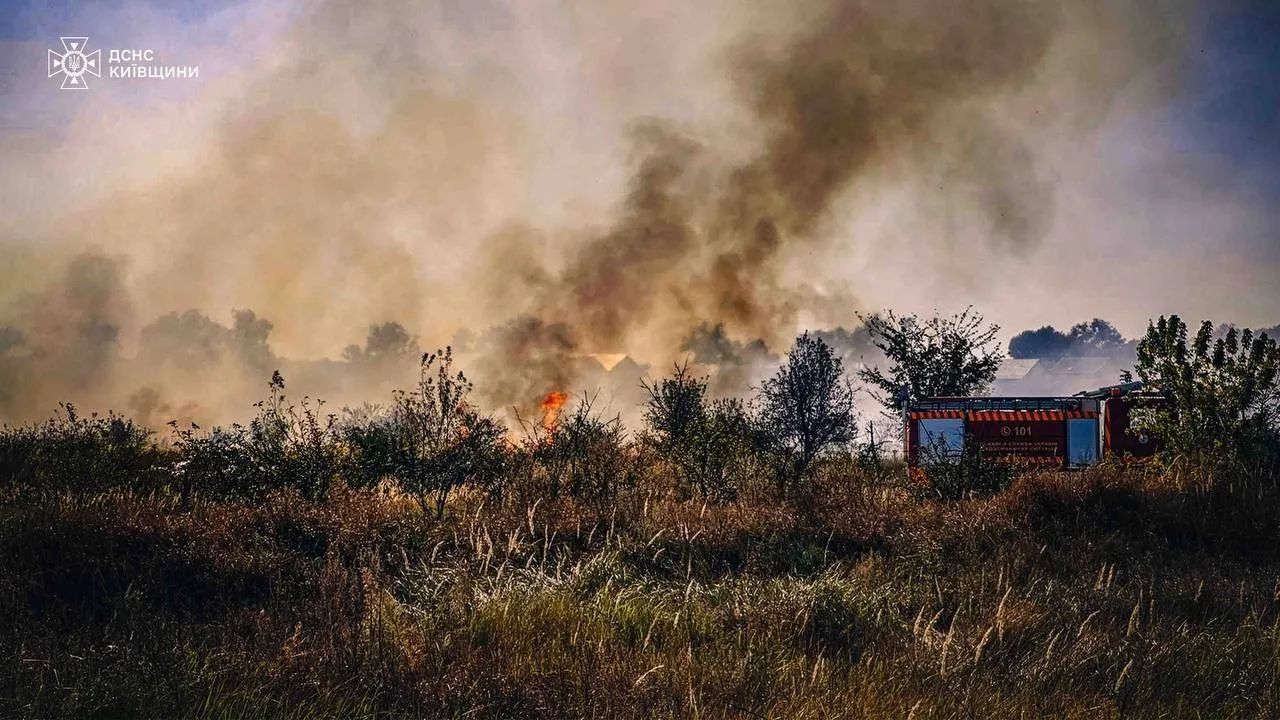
[1,314,1278,718]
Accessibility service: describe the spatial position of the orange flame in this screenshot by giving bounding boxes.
[540,391,568,434]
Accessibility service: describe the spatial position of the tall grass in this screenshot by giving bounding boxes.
[2,461,1278,718]
[2,359,1278,717]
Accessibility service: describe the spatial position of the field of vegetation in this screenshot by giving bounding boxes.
[1,314,1278,718]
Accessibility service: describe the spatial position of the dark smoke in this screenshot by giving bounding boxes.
[549,124,706,350]
[682,323,776,368]
[0,0,1206,423]
[677,322,881,398]
[470,316,581,415]
[495,0,1155,399]
[812,326,882,370]
[680,322,778,397]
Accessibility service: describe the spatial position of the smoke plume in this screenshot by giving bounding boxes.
[469,0,1191,400]
[3,0,1269,425]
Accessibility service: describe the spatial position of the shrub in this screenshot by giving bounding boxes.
[388,348,508,518]
[169,423,251,504]
[642,364,755,502]
[171,372,340,503]
[1134,316,1280,475]
[915,433,1015,502]
[0,403,164,500]
[534,394,634,503]
[335,403,401,491]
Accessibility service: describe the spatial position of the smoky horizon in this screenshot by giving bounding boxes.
[1,0,1277,426]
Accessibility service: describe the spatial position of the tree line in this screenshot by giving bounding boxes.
[1,308,1277,512]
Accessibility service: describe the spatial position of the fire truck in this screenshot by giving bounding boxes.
[904,383,1165,475]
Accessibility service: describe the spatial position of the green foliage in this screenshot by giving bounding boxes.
[534,394,633,502]
[1135,315,1280,471]
[915,433,1015,501]
[758,333,857,491]
[248,371,339,501]
[168,423,251,504]
[0,403,163,500]
[642,364,756,502]
[334,403,401,490]
[389,348,508,518]
[642,363,707,450]
[859,307,1003,414]
[170,371,340,503]
[169,353,506,515]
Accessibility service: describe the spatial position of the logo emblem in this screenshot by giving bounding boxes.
[48,37,100,90]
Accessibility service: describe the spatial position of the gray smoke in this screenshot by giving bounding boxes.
[0,0,1224,424]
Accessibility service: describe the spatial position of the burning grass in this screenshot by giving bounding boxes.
[2,464,1278,718]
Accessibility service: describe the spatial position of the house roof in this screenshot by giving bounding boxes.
[991,355,1133,397]
[995,358,1039,380]
[1033,356,1115,376]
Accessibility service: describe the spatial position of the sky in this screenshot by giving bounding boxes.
[0,0,1277,365]
[1176,0,1280,195]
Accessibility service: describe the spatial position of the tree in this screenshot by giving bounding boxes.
[138,310,231,371]
[1007,318,1132,360]
[859,307,1003,415]
[1067,318,1127,355]
[0,326,22,356]
[642,363,752,501]
[1008,325,1072,360]
[1134,316,1280,469]
[230,309,276,371]
[758,333,857,490]
[343,321,419,365]
[642,363,708,456]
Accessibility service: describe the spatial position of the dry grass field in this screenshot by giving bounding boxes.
[2,453,1277,718]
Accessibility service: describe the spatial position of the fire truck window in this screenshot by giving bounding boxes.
[918,418,965,461]
[1067,419,1098,466]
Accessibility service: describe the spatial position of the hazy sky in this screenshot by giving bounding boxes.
[0,0,1276,361]
[1177,0,1280,197]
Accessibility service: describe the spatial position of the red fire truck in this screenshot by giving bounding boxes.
[904,383,1164,476]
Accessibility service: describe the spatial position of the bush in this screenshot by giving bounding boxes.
[169,423,252,504]
[387,348,508,518]
[533,394,634,503]
[1134,316,1280,477]
[915,433,1015,502]
[334,403,401,490]
[171,371,340,503]
[0,403,165,500]
[642,364,756,502]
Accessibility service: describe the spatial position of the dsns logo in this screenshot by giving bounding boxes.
[48,37,101,90]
